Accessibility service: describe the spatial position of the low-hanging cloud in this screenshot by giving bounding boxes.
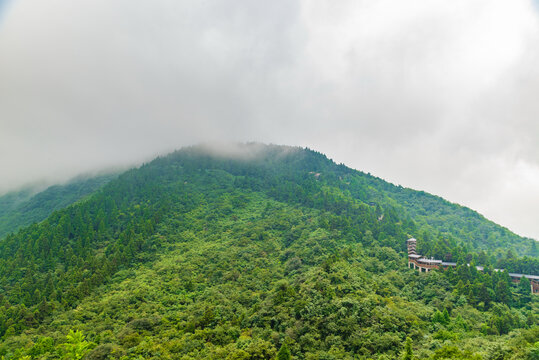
[1,0,539,239]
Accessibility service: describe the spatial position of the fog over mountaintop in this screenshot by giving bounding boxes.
[0,172,120,238]
[1,1,539,239]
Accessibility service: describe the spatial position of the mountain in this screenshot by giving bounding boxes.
[0,143,537,360]
[0,173,117,239]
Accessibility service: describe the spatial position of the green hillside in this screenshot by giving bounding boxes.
[0,144,537,359]
[0,174,117,239]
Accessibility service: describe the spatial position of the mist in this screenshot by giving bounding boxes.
[1,0,539,239]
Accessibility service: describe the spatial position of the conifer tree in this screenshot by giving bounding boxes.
[277,342,292,360]
[518,276,532,307]
[402,337,414,360]
[442,308,450,324]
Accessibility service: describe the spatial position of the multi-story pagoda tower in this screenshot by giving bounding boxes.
[407,238,417,256]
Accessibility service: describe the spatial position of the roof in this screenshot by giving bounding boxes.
[508,273,539,280]
[418,258,442,264]
[441,262,457,266]
[408,254,422,259]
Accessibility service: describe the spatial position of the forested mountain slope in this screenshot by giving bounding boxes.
[346,174,537,259]
[0,173,117,239]
[0,143,537,359]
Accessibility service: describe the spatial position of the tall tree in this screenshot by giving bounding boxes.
[402,337,414,360]
[277,342,292,360]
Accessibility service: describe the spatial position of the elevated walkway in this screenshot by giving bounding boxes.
[406,238,539,294]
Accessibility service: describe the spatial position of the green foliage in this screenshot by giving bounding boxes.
[432,308,450,326]
[277,342,292,360]
[402,337,414,360]
[0,144,537,359]
[59,330,94,360]
[0,174,116,239]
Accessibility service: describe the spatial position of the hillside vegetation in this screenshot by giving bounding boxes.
[0,174,117,239]
[0,143,537,359]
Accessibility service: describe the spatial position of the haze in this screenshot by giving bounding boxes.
[1,1,539,240]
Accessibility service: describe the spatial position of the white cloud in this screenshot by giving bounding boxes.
[1,0,539,239]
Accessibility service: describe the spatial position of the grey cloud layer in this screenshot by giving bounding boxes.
[1,0,539,239]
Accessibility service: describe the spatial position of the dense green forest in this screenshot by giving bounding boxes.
[0,174,117,239]
[0,144,537,359]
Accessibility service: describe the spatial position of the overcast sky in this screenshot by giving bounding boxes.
[1,1,539,240]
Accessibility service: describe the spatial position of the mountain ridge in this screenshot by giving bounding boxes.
[0,173,118,239]
[0,143,537,359]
